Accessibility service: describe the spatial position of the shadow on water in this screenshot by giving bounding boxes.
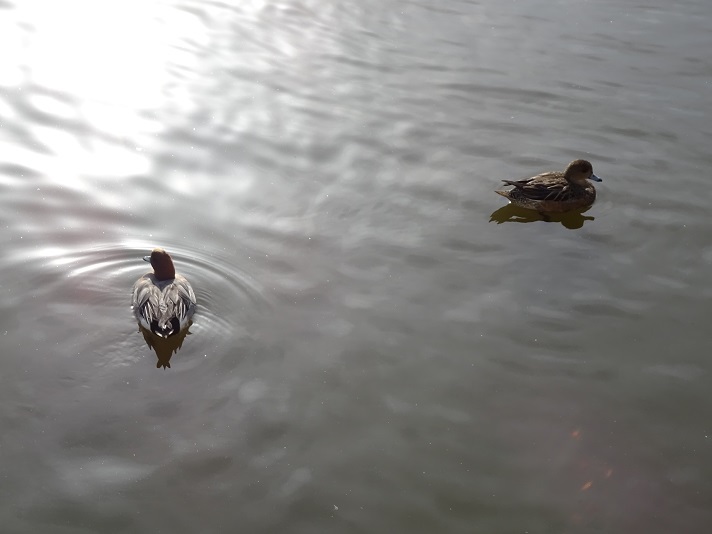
[137,322,193,369]
[489,204,595,229]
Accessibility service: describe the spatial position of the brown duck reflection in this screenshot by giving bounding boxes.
[489,204,595,229]
[138,321,193,369]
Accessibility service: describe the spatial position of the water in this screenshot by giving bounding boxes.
[1,0,711,532]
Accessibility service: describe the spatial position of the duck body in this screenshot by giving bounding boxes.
[495,159,602,213]
[132,249,196,338]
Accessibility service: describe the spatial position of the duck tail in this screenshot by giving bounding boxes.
[150,317,180,338]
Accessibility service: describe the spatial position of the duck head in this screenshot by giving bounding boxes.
[143,248,176,281]
[564,159,602,186]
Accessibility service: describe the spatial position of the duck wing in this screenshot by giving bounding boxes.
[160,279,196,325]
[132,277,163,325]
[501,172,573,201]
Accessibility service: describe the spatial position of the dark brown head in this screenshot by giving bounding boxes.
[143,248,175,281]
[563,159,602,186]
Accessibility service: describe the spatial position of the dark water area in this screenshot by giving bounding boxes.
[1,0,711,532]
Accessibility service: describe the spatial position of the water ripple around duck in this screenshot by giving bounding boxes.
[4,240,271,371]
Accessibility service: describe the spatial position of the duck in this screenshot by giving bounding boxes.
[495,159,602,213]
[132,248,196,338]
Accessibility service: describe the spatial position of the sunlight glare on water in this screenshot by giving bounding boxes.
[4,0,205,182]
[20,0,167,106]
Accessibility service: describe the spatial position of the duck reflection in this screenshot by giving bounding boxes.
[138,322,192,369]
[489,204,595,229]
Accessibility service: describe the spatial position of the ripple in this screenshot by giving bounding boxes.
[2,239,272,370]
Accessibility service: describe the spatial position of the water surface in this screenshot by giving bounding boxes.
[1,0,711,532]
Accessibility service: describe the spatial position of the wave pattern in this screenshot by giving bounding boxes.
[1,0,711,532]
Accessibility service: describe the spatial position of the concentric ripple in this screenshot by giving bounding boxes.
[2,240,272,371]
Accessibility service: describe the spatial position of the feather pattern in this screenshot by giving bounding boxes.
[132,248,196,338]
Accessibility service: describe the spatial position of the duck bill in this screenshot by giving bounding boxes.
[589,173,602,182]
[143,255,151,262]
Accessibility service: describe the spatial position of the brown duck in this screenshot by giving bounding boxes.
[495,159,602,213]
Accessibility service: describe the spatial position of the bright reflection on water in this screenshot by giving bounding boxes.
[1,0,712,532]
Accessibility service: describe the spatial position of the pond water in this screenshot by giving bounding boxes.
[1,0,711,532]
